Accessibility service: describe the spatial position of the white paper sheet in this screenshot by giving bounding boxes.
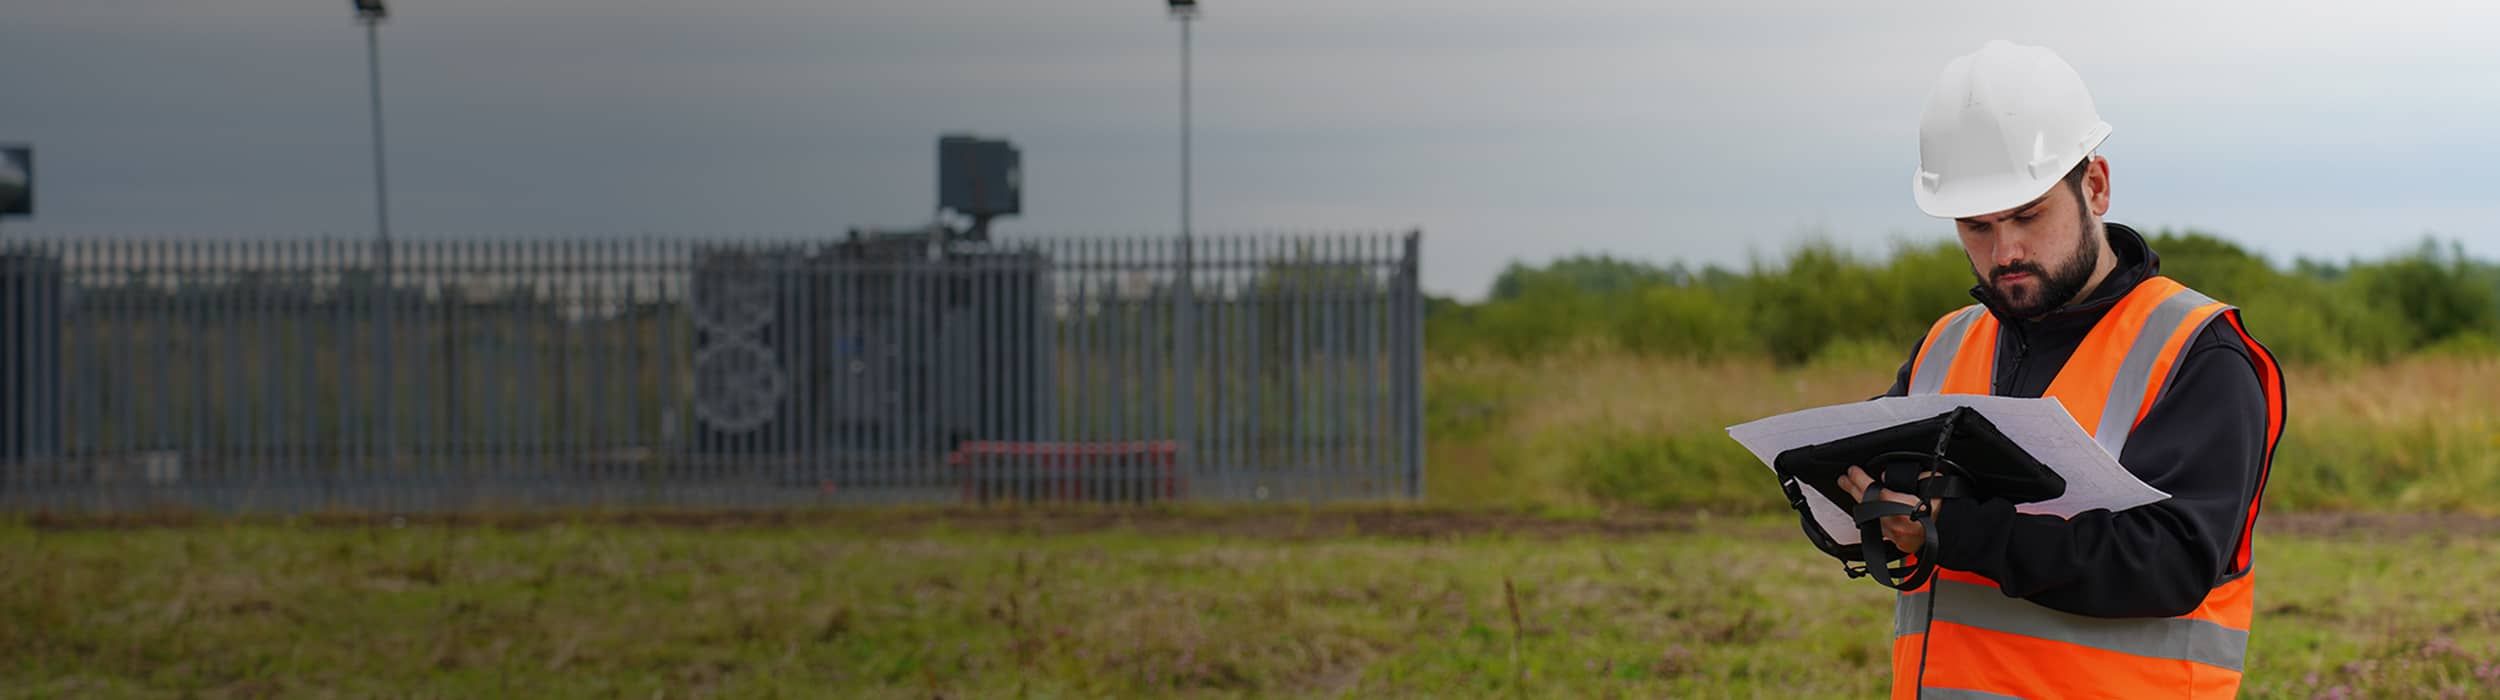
[1725,395,2170,545]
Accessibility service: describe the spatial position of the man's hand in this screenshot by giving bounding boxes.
[1838,466,1941,553]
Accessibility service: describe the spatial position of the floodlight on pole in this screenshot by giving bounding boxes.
[0,145,28,243]
[0,146,30,218]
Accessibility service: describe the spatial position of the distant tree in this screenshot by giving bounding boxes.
[2354,238,2498,345]
[1487,255,1684,301]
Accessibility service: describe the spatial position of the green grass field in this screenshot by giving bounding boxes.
[10,351,2496,698]
[8,510,2500,698]
[1423,353,2500,514]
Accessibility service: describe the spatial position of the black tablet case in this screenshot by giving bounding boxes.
[1772,408,2068,514]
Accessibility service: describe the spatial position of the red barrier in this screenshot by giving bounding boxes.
[947,441,1184,504]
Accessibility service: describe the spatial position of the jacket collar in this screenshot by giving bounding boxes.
[1968,222,2160,327]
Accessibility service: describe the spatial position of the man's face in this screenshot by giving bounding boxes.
[1954,167,2105,318]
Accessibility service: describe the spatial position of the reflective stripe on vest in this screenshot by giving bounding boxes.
[1908,306,1987,396]
[1906,286,2221,457]
[1890,276,2283,700]
[1895,580,2248,671]
[2091,286,2219,457]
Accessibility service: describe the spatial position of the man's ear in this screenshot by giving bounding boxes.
[2086,157,2112,216]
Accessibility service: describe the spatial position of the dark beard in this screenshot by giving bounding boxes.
[1977,217,2103,318]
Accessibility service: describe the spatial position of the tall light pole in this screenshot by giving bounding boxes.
[355,0,391,253]
[1165,0,1200,481]
[354,0,395,461]
[1169,0,1196,240]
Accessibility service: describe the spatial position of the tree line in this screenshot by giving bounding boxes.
[1428,231,2500,367]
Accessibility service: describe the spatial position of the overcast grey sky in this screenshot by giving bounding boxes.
[6,0,2498,298]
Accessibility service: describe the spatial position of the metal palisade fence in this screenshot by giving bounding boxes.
[0,232,1423,513]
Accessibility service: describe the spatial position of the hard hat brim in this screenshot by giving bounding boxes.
[1914,126,2110,219]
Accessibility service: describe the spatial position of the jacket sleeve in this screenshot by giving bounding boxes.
[1927,324,2270,618]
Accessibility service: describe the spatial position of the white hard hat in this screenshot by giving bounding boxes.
[1913,40,2112,219]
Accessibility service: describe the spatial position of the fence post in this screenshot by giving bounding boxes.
[1175,234,1196,499]
[1400,229,1424,500]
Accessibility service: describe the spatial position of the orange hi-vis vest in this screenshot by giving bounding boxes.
[1894,276,2286,699]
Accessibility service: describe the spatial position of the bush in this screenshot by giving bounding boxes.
[2352,241,2498,346]
[1614,285,1757,360]
[1430,229,2499,367]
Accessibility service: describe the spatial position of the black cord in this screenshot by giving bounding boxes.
[1915,578,1937,699]
[1905,495,1941,699]
[1911,408,1960,700]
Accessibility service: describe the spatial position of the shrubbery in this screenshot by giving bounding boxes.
[1430,231,2500,367]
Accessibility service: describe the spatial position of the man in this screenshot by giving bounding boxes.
[1835,40,2288,699]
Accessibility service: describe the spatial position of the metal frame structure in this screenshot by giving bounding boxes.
[0,232,1424,513]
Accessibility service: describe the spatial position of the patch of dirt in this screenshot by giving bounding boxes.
[847,508,1716,540]
[18,506,1709,539]
[19,507,2485,541]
